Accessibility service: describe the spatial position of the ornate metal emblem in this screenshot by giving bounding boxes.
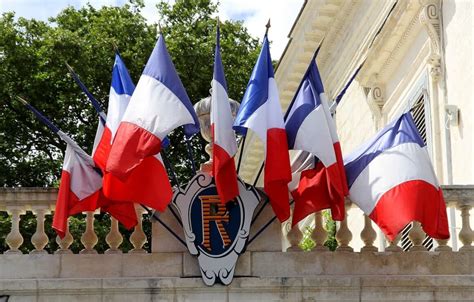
[173,172,259,285]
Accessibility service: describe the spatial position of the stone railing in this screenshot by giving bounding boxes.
[0,185,472,255]
[0,188,150,255]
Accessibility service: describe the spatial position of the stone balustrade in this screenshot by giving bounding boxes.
[0,186,473,301]
[0,186,473,255]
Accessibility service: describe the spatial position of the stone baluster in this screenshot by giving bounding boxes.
[287,225,303,252]
[336,207,353,252]
[434,238,451,252]
[5,206,24,254]
[80,211,98,254]
[409,221,427,251]
[311,212,328,251]
[130,206,147,253]
[105,217,123,254]
[385,233,402,252]
[360,215,377,252]
[56,218,73,254]
[30,206,49,254]
[458,205,474,251]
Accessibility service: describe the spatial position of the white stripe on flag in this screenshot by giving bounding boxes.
[107,89,131,140]
[211,79,237,156]
[349,142,439,214]
[121,75,195,140]
[293,105,336,167]
[242,78,285,149]
[63,145,102,200]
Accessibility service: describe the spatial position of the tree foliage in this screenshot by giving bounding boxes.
[0,0,259,187]
[0,0,259,253]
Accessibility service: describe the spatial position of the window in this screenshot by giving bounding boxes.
[400,90,434,251]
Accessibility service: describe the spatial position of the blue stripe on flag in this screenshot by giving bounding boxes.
[285,60,324,149]
[111,53,135,96]
[213,25,227,91]
[233,35,274,135]
[142,34,199,137]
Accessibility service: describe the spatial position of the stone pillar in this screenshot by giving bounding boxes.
[80,211,98,254]
[5,206,24,255]
[360,215,377,252]
[130,205,147,253]
[105,217,123,254]
[458,205,474,251]
[56,218,73,254]
[336,206,353,252]
[311,212,328,251]
[30,206,49,254]
[409,221,427,251]
[385,233,402,252]
[286,224,303,252]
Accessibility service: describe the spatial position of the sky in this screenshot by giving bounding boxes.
[0,0,304,60]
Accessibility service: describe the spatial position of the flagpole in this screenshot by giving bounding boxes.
[236,19,271,179]
[247,199,295,246]
[140,205,186,247]
[251,43,322,200]
[65,62,107,125]
[17,96,186,241]
[235,135,246,175]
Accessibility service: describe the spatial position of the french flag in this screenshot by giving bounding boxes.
[234,34,292,222]
[211,24,239,203]
[285,60,348,226]
[92,53,171,212]
[53,132,102,238]
[106,34,199,210]
[17,97,137,238]
[92,52,135,171]
[344,113,449,240]
[53,131,137,238]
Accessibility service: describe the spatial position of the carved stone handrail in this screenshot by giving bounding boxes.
[0,185,473,254]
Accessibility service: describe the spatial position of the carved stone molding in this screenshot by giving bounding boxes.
[419,0,442,81]
[366,84,385,118]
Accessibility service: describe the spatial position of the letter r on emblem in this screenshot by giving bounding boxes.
[200,195,231,251]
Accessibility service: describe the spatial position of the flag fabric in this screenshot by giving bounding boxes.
[53,141,101,238]
[93,53,135,170]
[17,97,137,237]
[53,131,137,238]
[106,34,199,188]
[285,60,348,226]
[90,52,172,212]
[233,35,292,222]
[210,25,239,203]
[344,112,449,241]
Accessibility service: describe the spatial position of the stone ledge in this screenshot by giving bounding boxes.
[0,276,473,302]
[0,251,473,280]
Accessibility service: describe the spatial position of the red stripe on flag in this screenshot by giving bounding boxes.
[103,156,173,212]
[213,142,239,203]
[107,122,162,180]
[265,128,292,222]
[93,126,112,171]
[333,142,349,196]
[53,170,100,238]
[291,162,346,226]
[98,193,138,230]
[369,180,449,241]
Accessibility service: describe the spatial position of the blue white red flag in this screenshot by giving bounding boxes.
[90,53,173,212]
[344,113,449,240]
[285,60,348,226]
[233,35,292,222]
[106,34,199,212]
[211,25,239,203]
[16,97,137,238]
